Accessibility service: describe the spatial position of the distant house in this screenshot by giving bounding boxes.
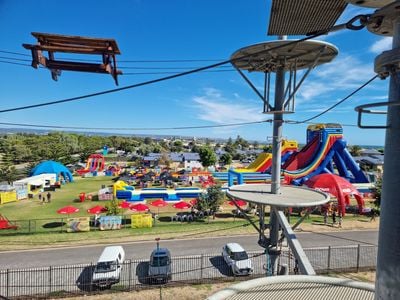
[169,152,202,170]
[142,153,162,167]
[353,149,384,174]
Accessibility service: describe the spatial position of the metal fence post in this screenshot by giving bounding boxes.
[49,266,52,295]
[356,244,361,272]
[200,254,204,281]
[6,269,9,299]
[28,220,31,233]
[128,260,132,291]
[327,246,331,272]
[89,263,93,292]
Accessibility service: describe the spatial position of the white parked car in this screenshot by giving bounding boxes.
[222,243,253,276]
[92,246,125,289]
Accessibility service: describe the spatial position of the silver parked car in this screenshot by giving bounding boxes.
[148,247,172,284]
[222,243,253,276]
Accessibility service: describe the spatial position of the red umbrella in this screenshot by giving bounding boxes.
[57,205,79,215]
[173,201,191,209]
[189,198,198,206]
[150,199,168,208]
[228,200,247,207]
[87,205,107,214]
[304,173,364,215]
[118,201,131,209]
[130,203,150,212]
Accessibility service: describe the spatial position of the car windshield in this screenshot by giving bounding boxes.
[151,256,169,267]
[233,251,248,261]
[95,261,117,272]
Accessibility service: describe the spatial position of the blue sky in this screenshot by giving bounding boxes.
[0,0,392,146]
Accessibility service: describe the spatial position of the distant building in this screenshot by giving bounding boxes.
[353,148,384,174]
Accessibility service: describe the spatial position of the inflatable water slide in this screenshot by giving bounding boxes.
[283,124,369,185]
[214,140,298,184]
[76,154,105,175]
[235,140,298,173]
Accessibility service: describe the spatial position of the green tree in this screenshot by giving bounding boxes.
[144,137,153,145]
[372,177,382,209]
[263,145,272,153]
[105,199,121,216]
[0,165,18,184]
[171,140,184,152]
[224,138,236,155]
[349,145,362,156]
[219,153,232,166]
[199,146,217,168]
[195,185,225,219]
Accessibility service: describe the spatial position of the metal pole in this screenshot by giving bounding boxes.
[376,17,400,300]
[268,35,286,275]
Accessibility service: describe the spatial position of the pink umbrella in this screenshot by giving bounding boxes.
[130,203,150,212]
[87,205,107,214]
[57,205,79,215]
[173,201,191,210]
[150,199,168,208]
[118,201,131,209]
[228,200,247,207]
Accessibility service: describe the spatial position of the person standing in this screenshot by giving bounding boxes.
[46,192,51,203]
[332,210,337,225]
[338,211,343,228]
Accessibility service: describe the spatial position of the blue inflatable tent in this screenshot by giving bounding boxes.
[30,160,73,183]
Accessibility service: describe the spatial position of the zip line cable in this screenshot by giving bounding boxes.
[0,28,344,114]
[287,74,380,124]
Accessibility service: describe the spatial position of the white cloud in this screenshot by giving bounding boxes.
[370,37,392,54]
[297,55,375,104]
[192,89,265,125]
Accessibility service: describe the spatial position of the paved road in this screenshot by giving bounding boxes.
[0,230,378,269]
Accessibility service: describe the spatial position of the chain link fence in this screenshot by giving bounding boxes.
[0,244,377,299]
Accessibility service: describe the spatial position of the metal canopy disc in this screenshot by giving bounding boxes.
[345,0,394,8]
[230,40,338,72]
[268,0,348,36]
[227,183,329,207]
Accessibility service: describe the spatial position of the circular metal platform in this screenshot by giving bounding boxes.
[207,275,375,300]
[230,40,338,72]
[227,184,329,207]
[346,0,394,8]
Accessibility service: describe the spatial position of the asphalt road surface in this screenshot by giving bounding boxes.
[0,230,378,269]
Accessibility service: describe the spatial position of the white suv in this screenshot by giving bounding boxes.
[222,243,253,276]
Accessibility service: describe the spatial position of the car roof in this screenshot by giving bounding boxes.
[98,246,124,262]
[226,243,245,252]
[151,247,171,256]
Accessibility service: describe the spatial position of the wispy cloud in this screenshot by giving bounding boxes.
[297,54,375,104]
[370,37,392,54]
[192,88,265,125]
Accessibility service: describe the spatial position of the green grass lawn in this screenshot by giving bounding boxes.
[0,175,373,250]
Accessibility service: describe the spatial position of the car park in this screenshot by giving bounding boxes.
[222,243,253,276]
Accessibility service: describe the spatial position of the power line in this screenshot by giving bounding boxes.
[0,49,224,63]
[288,75,380,124]
[0,60,31,67]
[0,31,332,114]
[0,119,270,131]
[0,16,368,114]
[0,57,235,76]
